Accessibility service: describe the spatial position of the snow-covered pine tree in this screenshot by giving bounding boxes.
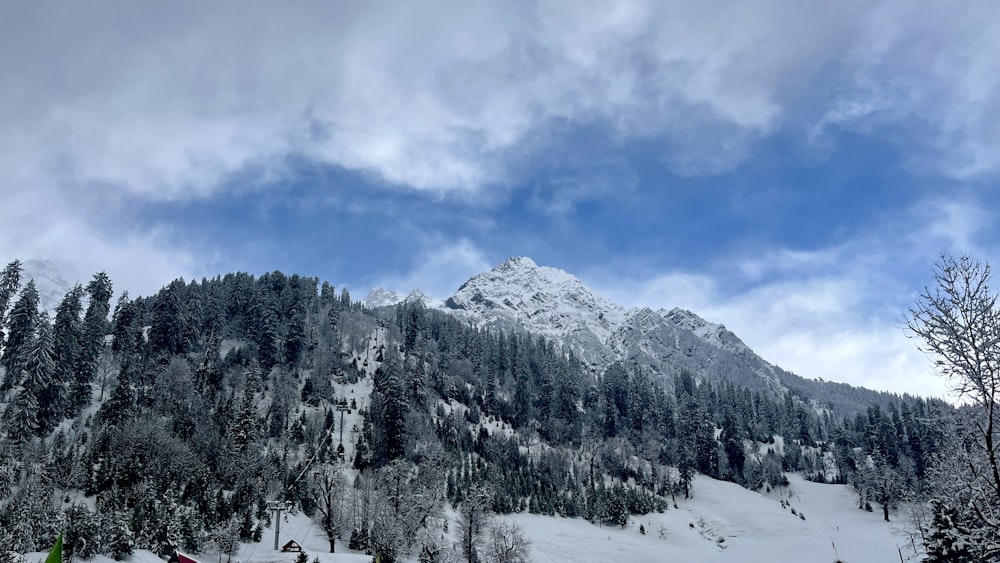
[100,509,135,561]
[0,260,23,338]
[924,500,977,562]
[1,281,38,391]
[25,313,58,433]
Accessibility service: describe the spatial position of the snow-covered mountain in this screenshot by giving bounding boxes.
[363,287,405,309]
[366,257,790,393]
[20,259,76,313]
[442,257,626,368]
[363,287,440,309]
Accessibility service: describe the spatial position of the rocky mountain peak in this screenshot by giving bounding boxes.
[360,256,789,395]
[444,257,626,366]
[497,256,538,271]
[404,288,428,303]
[441,256,789,394]
[362,287,404,309]
[362,286,440,309]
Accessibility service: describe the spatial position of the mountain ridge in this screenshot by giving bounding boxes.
[365,257,925,413]
[368,256,791,395]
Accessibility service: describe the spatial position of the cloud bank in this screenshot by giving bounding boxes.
[4,1,1000,399]
[3,0,999,203]
[591,196,999,400]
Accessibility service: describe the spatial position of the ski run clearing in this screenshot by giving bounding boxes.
[24,473,909,563]
[504,474,909,562]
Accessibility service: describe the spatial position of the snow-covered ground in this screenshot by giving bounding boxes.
[231,511,372,563]
[25,473,908,563]
[504,473,911,563]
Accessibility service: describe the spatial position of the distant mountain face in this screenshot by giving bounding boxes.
[367,257,789,395]
[20,259,75,313]
[443,257,626,368]
[363,287,405,309]
[363,287,440,309]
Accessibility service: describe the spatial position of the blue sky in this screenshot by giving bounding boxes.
[3,1,1000,399]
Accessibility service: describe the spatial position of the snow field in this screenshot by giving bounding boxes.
[501,474,908,563]
[214,473,907,563]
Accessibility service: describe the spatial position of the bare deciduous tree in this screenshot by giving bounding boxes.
[310,462,349,552]
[484,521,530,563]
[907,254,1000,551]
[458,484,493,563]
[95,349,118,401]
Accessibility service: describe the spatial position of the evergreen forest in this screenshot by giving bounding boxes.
[0,258,995,562]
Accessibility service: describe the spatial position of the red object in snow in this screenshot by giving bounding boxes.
[169,552,201,563]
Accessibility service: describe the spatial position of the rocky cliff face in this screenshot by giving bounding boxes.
[442,257,625,368]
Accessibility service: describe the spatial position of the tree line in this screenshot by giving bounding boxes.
[0,256,996,561]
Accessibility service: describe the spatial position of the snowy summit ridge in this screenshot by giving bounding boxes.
[362,287,404,309]
[441,256,628,367]
[364,256,788,392]
[441,257,785,392]
[446,256,626,340]
[363,287,439,309]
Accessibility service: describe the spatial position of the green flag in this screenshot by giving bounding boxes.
[43,533,62,563]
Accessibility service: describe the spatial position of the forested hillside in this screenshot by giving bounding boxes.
[0,258,992,562]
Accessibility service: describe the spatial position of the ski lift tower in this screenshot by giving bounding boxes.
[335,402,349,459]
[267,500,294,551]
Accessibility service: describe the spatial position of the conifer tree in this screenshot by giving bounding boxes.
[150,279,189,357]
[1,280,39,391]
[23,313,54,394]
[82,273,113,359]
[5,387,39,444]
[52,286,84,413]
[924,500,976,562]
[0,259,22,336]
[26,313,59,433]
[68,273,113,413]
[101,509,135,560]
[110,292,139,359]
[371,354,407,464]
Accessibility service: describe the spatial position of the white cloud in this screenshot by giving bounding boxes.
[5,0,999,205]
[4,1,1000,307]
[0,185,202,298]
[602,267,947,399]
[816,2,1000,179]
[918,197,992,256]
[531,158,639,217]
[591,195,1000,400]
[699,280,942,398]
[372,239,494,300]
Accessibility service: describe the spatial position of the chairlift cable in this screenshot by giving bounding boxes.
[287,418,337,493]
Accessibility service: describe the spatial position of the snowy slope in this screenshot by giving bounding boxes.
[505,473,912,562]
[26,473,908,563]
